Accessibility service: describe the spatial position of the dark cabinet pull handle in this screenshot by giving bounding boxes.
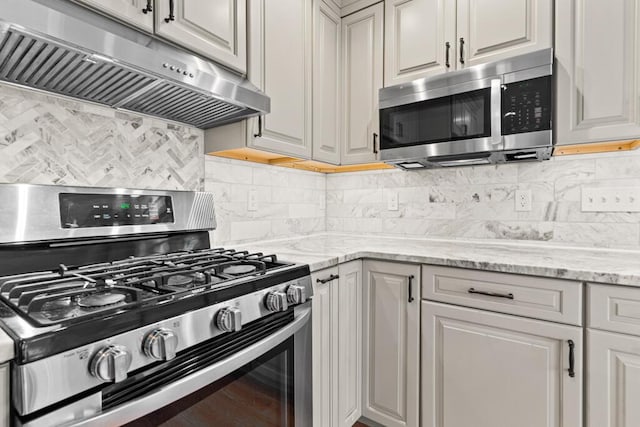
[253,115,263,138]
[408,275,415,303]
[316,274,339,284]
[142,0,152,13]
[568,340,576,378]
[468,288,514,300]
[165,0,175,23]
[445,41,451,68]
[373,133,378,154]
[459,38,465,65]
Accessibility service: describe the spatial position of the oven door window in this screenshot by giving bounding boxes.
[124,339,294,427]
[380,87,492,149]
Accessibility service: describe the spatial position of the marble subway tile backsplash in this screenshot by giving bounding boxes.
[0,84,204,191]
[327,151,640,249]
[205,156,325,246]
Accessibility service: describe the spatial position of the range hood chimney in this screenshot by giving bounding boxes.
[0,0,269,129]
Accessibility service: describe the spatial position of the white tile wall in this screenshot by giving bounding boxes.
[326,150,640,249]
[205,156,325,246]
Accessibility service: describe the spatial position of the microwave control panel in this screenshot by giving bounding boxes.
[501,75,552,135]
[59,193,174,228]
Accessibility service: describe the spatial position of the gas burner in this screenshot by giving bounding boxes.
[223,264,257,276]
[77,292,127,308]
[166,274,194,288]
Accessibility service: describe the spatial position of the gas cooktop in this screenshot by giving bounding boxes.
[0,248,292,326]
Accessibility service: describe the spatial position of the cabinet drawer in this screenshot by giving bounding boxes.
[589,284,640,335]
[422,265,583,325]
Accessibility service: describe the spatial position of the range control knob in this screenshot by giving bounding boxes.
[216,307,242,332]
[89,344,132,383]
[286,285,307,305]
[265,291,288,312]
[143,328,179,361]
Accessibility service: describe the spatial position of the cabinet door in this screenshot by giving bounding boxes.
[423,301,583,427]
[311,267,339,427]
[384,0,456,86]
[155,0,247,73]
[336,261,362,427]
[246,0,313,158]
[456,0,552,68]
[73,0,153,32]
[363,260,420,427]
[587,329,640,427]
[556,0,640,145]
[341,3,383,165]
[313,0,342,165]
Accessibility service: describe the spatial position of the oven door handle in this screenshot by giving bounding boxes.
[490,78,503,146]
[65,304,312,427]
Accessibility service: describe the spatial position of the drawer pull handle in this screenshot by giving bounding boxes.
[316,274,339,284]
[142,0,152,13]
[445,41,451,68]
[164,0,175,23]
[408,275,415,303]
[568,340,576,378]
[253,115,263,138]
[468,288,514,300]
[459,37,465,65]
[373,132,378,154]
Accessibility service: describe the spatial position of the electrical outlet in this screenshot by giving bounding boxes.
[387,191,399,211]
[247,189,258,212]
[515,189,532,212]
[582,187,640,212]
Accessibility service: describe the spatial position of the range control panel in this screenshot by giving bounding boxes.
[501,75,552,135]
[59,193,174,228]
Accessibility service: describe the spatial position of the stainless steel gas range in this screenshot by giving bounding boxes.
[0,184,312,426]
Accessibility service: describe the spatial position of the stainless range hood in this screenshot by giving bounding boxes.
[0,0,269,128]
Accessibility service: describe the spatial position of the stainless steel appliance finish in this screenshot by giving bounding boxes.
[0,184,313,426]
[0,183,216,244]
[379,49,554,169]
[0,0,269,128]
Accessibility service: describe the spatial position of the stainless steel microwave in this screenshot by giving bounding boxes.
[379,49,553,169]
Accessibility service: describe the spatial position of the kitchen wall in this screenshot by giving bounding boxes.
[327,150,640,249]
[0,84,204,191]
[205,156,325,246]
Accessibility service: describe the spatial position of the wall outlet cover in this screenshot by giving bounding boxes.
[387,191,399,211]
[515,189,532,212]
[582,187,640,212]
[248,189,258,212]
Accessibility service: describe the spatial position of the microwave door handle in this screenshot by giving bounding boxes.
[490,78,502,145]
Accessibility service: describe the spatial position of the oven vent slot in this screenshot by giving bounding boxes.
[102,310,295,411]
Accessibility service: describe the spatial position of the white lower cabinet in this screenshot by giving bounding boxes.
[422,301,583,427]
[362,260,420,427]
[587,329,640,427]
[311,261,362,427]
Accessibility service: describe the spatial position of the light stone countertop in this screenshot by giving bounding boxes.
[237,233,640,287]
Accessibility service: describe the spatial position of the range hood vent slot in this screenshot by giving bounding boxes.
[0,29,156,107]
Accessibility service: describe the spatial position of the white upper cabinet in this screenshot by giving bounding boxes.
[341,3,384,165]
[556,0,640,145]
[384,0,552,85]
[313,0,342,165]
[246,0,313,158]
[456,0,552,68]
[384,0,455,86]
[73,0,153,32]
[155,0,247,73]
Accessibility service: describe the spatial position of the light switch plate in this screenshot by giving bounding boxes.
[515,189,532,211]
[582,187,640,212]
[248,189,258,212]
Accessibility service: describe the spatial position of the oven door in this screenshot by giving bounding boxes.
[20,304,311,427]
[379,78,503,163]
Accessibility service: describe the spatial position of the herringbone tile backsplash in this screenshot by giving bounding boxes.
[0,83,204,191]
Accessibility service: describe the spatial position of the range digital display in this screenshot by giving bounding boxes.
[59,193,174,228]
